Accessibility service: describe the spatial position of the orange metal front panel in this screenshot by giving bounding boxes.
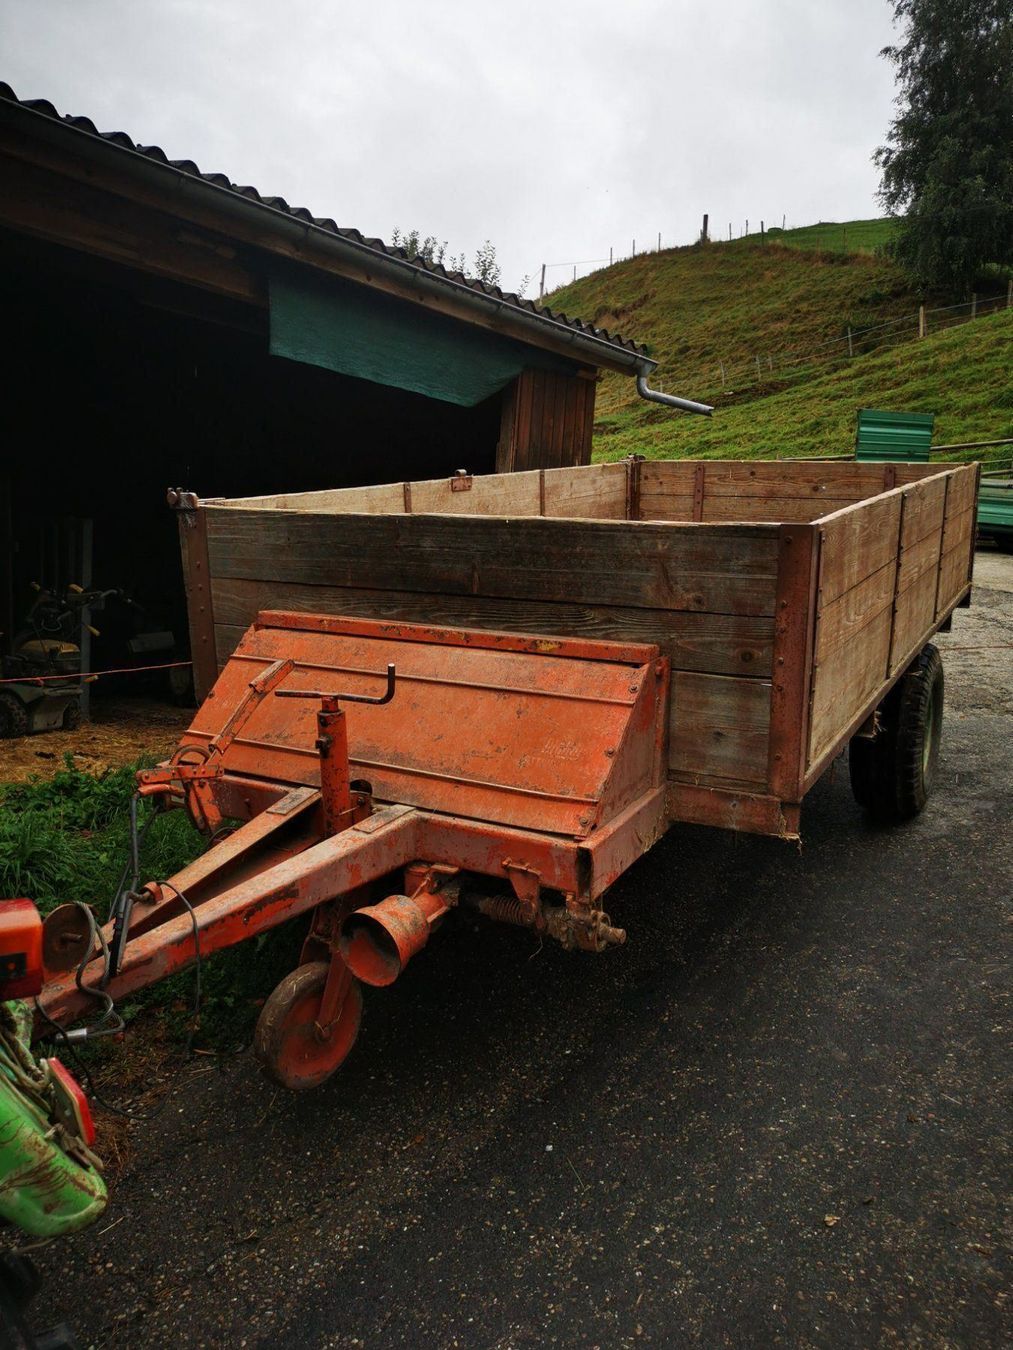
[186,614,664,839]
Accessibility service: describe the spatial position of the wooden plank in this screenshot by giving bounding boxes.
[639,462,698,520]
[809,605,893,764]
[205,510,781,616]
[702,461,890,500]
[767,524,819,801]
[516,372,534,469]
[665,782,799,839]
[941,504,975,554]
[495,378,518,474]
[898,475,947,548]
[937,541,974,613]
[211,577,776,677]
[892,464,953,486]
[542,463,627,519]
[702,495,860,523]
[577,376,595,465]
[668,672,772,789]
[942,465,978,520]
[803,581,971,793]
[818,492,903,605]
[896,526,944,593]
[815,560,896,658]
[179,507,218,702]
[214,482,406,513]
[890,566,938,671]
[410,471,542,516]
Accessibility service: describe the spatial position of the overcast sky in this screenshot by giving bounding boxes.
[2,0,900,295]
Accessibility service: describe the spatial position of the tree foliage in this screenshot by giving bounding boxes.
[875,0,1013,293]
[390,228,505,288]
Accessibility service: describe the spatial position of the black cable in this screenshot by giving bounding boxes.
[153,879,203,1057]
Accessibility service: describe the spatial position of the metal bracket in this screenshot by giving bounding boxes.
[502,859,542,924]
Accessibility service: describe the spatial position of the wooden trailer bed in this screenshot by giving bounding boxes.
[176,457,978,841]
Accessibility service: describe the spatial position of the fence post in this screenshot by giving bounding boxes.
[573,265,576,282]
[919,304,926,338]
[1007,278,1012,308]
[632,239,636,256]
[847,326,853,357]
[782,213,786,230]
[539,263,546,299]
[657,231,661,252]
[971,292,977,318]
[701,214,709,244]
[719,360,726,386]
[729,222,732,241]
[610,246,613,266]
[760,219,765,245]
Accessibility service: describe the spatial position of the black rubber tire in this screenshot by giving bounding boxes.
[61,702,82,731]
[0,692,29,740]
[849,643,944,823]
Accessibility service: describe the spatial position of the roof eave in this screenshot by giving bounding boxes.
[1,92,655,378]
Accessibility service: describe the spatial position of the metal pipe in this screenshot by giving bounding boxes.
[635,376,713,417]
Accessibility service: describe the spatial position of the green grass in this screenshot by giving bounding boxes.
[0,758,303,1051]
[760,218,898,254]
[590,308,1013,461]
[543,217,1011,462]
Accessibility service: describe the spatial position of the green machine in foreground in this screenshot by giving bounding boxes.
[0,900,108,1347]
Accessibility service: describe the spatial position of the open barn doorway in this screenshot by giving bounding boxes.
[1,228,503,745]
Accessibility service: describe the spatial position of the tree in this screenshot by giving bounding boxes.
[875,0,1013,294]
[390,229,503,288]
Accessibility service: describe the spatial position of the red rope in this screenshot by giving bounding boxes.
[0,660,193,687]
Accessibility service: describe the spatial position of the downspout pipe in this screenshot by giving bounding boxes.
[635,374,714,417]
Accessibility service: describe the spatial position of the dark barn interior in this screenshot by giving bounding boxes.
[0,83,647,716]
[1,233,502,694]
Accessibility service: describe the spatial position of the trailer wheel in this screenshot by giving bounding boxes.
[849,643,944,823]
[254,962,362,1090]
[62,701,82,731]
[0,692,29,739]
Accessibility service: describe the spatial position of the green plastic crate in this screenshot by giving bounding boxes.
[855,408,935,462]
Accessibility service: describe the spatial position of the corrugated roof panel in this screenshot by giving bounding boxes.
[0,82,647,363]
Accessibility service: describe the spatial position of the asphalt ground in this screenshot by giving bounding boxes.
[35,551,1012,1349]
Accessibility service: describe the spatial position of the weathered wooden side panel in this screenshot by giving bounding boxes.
[805,464,977,776]
[210,578,775,678]
[542,462,628,519]
[203,509,780,797]
[668,671,772,790]
[639,461,697,521]
[205,511,780,616]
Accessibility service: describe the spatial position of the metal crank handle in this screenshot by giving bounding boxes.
[276,664,397,706]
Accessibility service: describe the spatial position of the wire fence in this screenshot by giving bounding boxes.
[643,288,1012,402]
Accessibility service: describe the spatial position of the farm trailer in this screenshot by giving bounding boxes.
[37,457,978,1089]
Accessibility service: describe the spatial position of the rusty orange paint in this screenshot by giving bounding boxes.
[36,614,670,1039]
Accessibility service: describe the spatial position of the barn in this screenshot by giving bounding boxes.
[0,83,668,706]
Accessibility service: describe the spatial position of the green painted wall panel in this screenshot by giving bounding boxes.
[269,266,569,407]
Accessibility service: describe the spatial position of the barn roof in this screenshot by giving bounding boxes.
[0,82,651,372]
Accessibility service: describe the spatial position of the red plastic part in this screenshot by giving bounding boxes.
[46,1056,96,1146]
[0,899,44,999]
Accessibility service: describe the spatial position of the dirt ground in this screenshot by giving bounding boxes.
[19,546,1013,1348]
[0,696,190,783]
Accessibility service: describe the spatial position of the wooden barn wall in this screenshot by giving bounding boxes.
[496,368,597,472]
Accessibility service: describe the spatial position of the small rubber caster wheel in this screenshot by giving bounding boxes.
[253,962,362,1090]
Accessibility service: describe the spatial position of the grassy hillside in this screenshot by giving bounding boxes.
[593,308,1013,461]
[761,218,897,253]
[544,225,1012,460]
